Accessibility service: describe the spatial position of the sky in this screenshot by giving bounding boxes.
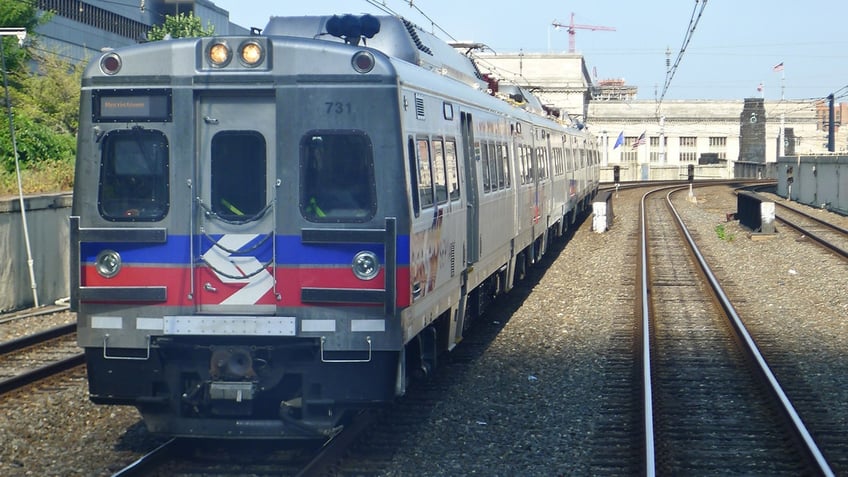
[210,0,848,102]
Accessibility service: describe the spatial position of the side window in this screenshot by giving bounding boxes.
[488,143,499,191]
[525,146,534,184]
[212,131,266,219]
[432,138,448,204]
[499,143,511,189]
[537,147,548,180]
[445,139,460,201]
[301,131,376,222]
[516,144,524,185]
[481,141,491,193]
[416,138,435,209]
[407,137,420,216]
[99,129,169,221]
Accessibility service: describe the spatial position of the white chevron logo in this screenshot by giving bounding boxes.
[202,234,274,305]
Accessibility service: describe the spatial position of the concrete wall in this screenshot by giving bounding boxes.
[0,193,71,311]
[600,164,732,183]
[776,155,848,215]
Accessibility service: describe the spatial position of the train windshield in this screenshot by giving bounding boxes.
[98,129,169,221]
[210,131,267,219]
[301,131,376,222]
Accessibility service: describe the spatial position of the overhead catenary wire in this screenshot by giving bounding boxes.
[657,0,709,114]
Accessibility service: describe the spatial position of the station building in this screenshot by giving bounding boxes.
[475,52,845,181]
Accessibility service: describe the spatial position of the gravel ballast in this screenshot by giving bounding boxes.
[0,185,845,476]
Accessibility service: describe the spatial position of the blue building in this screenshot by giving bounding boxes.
[34,0,246,64]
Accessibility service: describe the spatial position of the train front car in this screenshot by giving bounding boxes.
[71,16,412,438]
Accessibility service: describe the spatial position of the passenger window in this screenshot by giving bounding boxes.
[481,141,491,193]
[415,139,434,210]
[211,131,266,220]
[537,147,548,179]
[516,145,525,185]
[488,143,499,191]
[408,137,420,216]
[444,140,461,201]
[98,129,169,221]
[498,144,511,189]
[432,139,448,204]
[301,131,376,222]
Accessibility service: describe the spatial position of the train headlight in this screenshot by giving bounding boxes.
[207,41,232,67]
[99,52,122,75]
[351,51,375,74]
[352,251,380,280]
[239,41,264,67]
[95,250,122,278]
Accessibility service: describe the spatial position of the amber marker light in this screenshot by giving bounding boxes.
[239,41,264,66]
[208,41,232,67]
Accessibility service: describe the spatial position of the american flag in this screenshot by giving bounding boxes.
[632,131,646,149]
[773,62,784,72]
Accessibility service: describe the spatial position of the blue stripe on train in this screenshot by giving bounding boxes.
[80,234,411,265]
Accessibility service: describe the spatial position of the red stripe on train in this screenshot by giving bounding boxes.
[80,265,411,307]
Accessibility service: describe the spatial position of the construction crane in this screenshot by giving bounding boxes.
[552,12,615,53]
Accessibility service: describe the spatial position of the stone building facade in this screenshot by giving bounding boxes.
[475,52,843,180]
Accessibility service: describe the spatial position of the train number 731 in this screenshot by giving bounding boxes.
[326,102,352,114]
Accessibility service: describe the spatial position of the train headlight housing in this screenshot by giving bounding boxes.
[99,52,122,75]
[95,250,122,278]
[239,41,264,67]
[352,251,380,280]
[207,41,232,67]
[351,51,375,74]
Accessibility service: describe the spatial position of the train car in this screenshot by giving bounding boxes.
[70,14,598,439]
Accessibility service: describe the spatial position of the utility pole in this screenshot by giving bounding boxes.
[0,27,38,308]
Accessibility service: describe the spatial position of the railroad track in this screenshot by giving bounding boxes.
[771,199,848,259]
[0,303,71,325]
[638,186,834,475]
[109,236,566,476]
[0,314,83,395]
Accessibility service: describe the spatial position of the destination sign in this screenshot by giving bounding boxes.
[93,90,171,122]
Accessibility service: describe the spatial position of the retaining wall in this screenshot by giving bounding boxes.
[0,193,72,311]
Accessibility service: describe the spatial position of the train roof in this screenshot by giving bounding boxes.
[262,15,488,91]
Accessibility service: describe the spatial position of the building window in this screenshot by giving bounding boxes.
[39,0,150,40]
[649,136,667,162]
[708,136,727,160]
[679,136,697,163]
[620,136,639,162]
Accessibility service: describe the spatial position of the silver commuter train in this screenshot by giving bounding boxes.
[70,14,599,438]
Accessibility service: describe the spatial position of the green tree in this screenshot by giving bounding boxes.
[0,113,75,173]
[0,0,41,75]
[148,12,215,41]
[14,50,82,136]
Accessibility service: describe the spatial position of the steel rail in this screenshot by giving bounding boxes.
[664,187,835,476]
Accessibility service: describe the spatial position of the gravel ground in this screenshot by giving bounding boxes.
[0,309,160,477]
[0,184,845,476]
[383,184,848,475]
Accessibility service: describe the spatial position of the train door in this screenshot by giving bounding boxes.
[193,94,278,314]
[460,112,479,265]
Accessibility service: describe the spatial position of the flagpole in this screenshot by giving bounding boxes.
[778,63,785,157]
